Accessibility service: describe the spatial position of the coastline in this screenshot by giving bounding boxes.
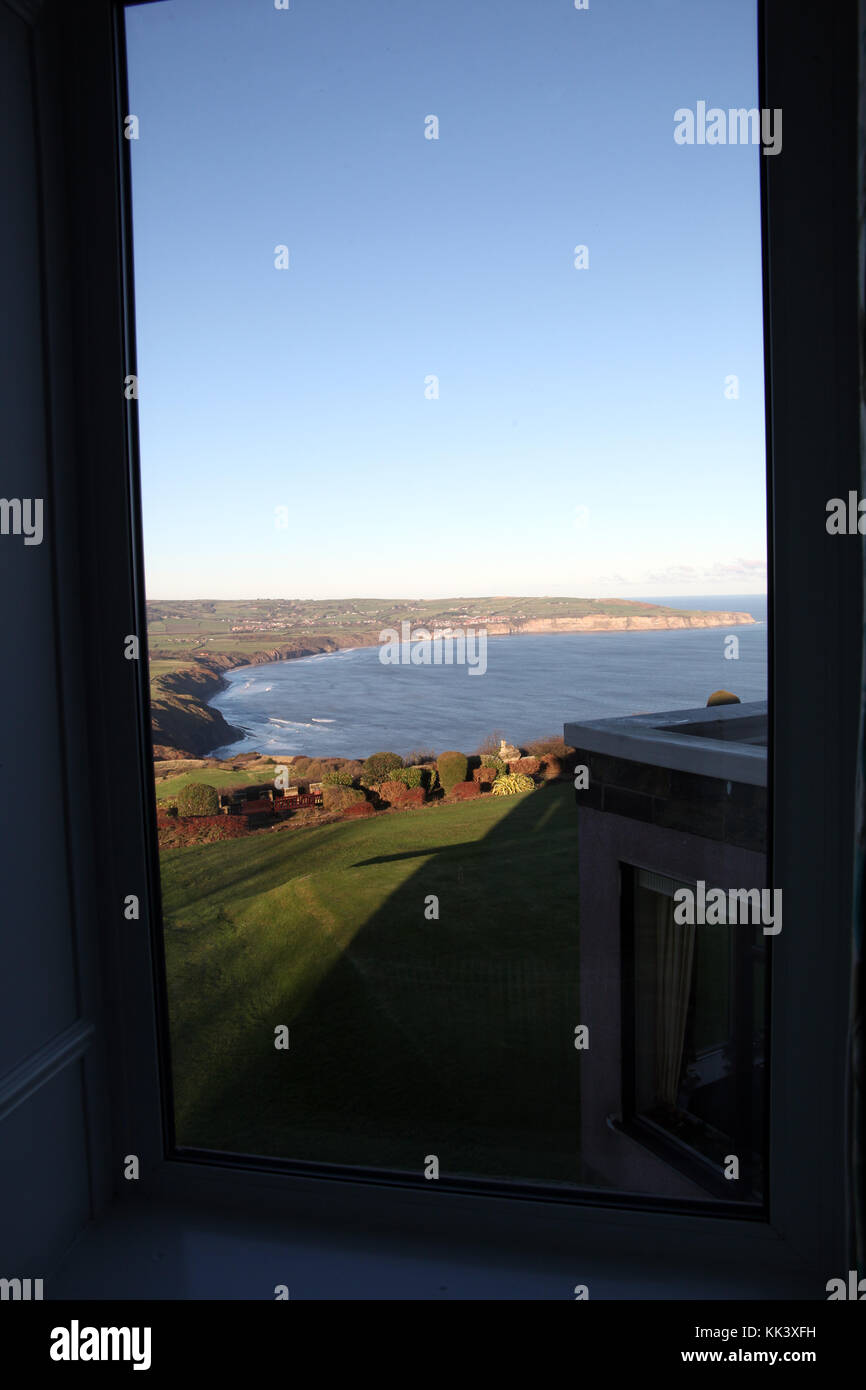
[150,610,758,760]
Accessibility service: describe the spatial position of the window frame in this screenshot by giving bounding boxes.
[44,0,860,1295]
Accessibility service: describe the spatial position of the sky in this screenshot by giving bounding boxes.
[125,0,767,601]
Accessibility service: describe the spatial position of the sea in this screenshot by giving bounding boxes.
[207,595,767,761]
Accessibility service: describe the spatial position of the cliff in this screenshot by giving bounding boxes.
[485,612,755,635]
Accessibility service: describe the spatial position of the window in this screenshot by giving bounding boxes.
[623,867,766,1201]
[37,0,852,1298]
[123,0,778,1208]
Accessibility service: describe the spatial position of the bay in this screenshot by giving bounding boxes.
[207,595,767,760]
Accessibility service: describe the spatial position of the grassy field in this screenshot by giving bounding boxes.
[161,779,582,1183]
[154,765,278,802]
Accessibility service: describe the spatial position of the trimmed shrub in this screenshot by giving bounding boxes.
[177,782,220,817]
[322,785,367,812]
[508,756,541,778]
[343,800,376,818]
[437,750,469,792]
[449,780,481,801]
[473,766,498,785]
[480,754,506,773]
[380,779,406,805]
[322,769,354,787]
[491,773,535,796]
[388,766,424,789]
[380,780,427,808]
[361,751,404,785]
[400,787,426,808]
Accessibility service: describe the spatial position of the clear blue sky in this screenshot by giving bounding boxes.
[126,0,766,601]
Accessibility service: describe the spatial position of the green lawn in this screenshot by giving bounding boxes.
[160,780,581,1183]
[155,765,278,802]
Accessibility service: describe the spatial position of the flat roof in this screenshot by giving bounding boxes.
[564,700,768,787]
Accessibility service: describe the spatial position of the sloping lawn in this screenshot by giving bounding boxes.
[154,765,278,802]
[160,781,580,1183]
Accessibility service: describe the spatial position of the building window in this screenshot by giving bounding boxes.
[623,867,765,1203]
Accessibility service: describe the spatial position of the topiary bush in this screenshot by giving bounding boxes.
[361,751,404,785]
[437,751,469,792]
[491,773,535,796]
[322,769,354,787]
[322,785,367,812]
[177,782,220,817]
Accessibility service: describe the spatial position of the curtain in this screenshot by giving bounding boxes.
[655,894,695,1108]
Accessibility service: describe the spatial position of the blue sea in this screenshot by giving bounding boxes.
[207,595,767,760]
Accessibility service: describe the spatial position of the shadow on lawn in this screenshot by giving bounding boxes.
[179,779,582,1183]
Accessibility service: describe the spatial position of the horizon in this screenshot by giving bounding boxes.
[145,590,768,606]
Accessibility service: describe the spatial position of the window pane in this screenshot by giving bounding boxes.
[126,0,768,1204]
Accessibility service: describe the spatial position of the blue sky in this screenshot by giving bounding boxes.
[126,0,766,601]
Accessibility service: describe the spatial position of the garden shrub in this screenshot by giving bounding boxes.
[388,766,424,789]
[343,800,376,818]
[381,780,427,808]
[508,756,540,777]
[524,735,576,763]
[177,782,220,817]
[361,751,404,785]
[539,754,564,781]
[491,773,535,796]
[400,787,426,808]
[322,769,354,787]
[437,750,469,792]
[473,766,497,785]
[322,785,367,812]
[480,754,506,773]
[449,780,481,801]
